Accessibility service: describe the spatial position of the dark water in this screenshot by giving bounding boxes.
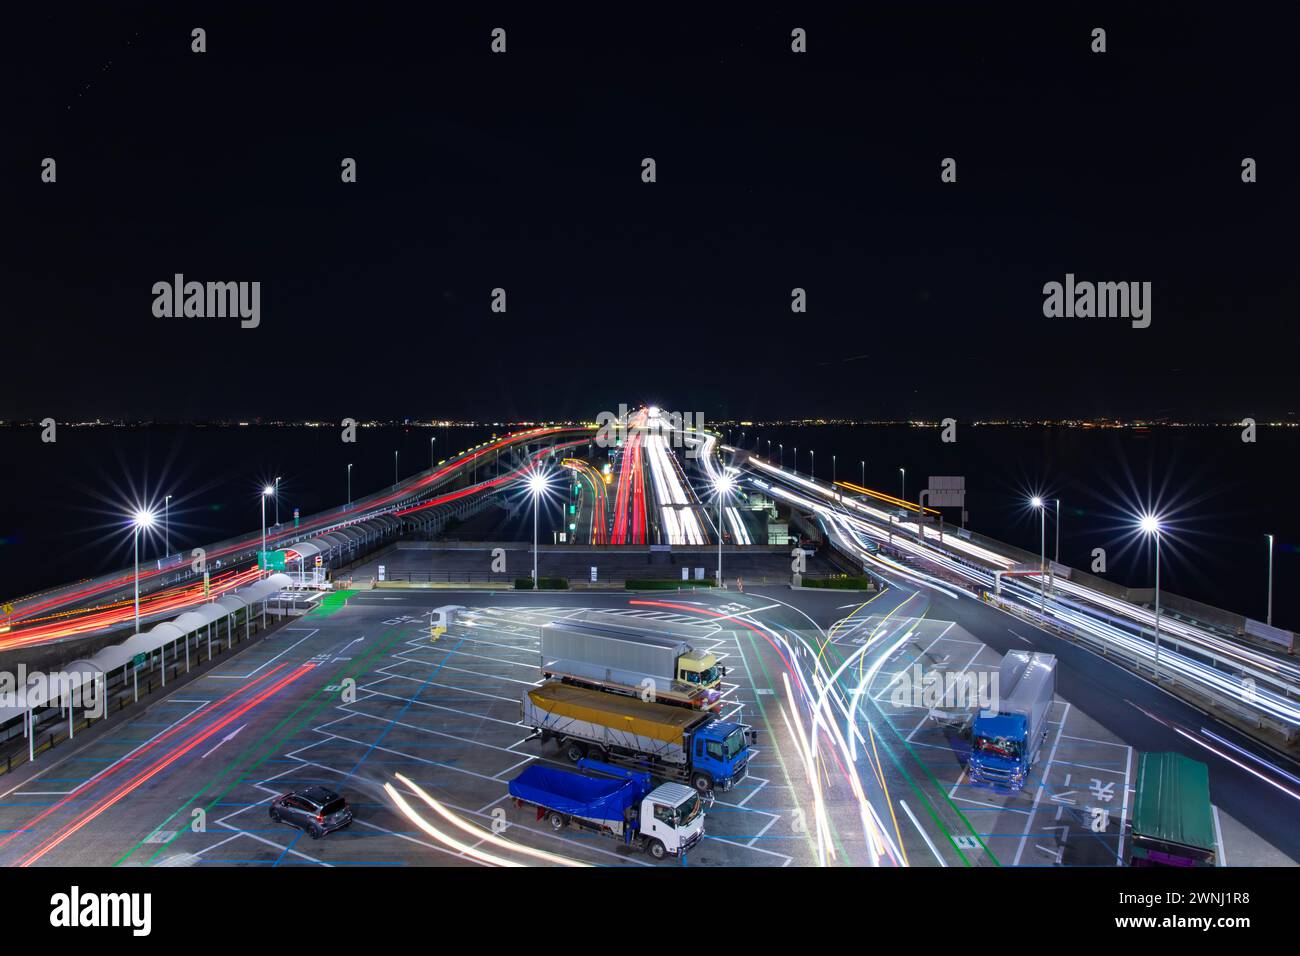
[0,425,1296,628]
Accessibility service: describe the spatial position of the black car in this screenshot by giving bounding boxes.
[269,786,354,839]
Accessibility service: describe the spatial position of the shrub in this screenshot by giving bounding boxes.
[802,576,874,590]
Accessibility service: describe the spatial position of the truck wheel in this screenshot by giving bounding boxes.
[690,772,713,794]
[565,742,586,763]
[586,746,607,763]
[548,812,567,832]
[645,839,667,860]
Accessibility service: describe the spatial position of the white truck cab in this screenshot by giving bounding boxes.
[640,782,705,857]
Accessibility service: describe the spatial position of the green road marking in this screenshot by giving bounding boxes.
[308,589,355,617]
[114,622,412,866]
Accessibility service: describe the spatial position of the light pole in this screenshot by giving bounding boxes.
[164,494,171,556]
[832,454,836,484]
[261,486,273,576]
[767,439,772,459]
[1053,498,1060,565]
[714,474,735,583]
[1266,534,1274,626]
[810,449,815,478]
[431,436,436,468]
[1032,497,1046,612]
[793,448,798,475]
[860,460,865,487]
[1140,514,1163,680]
[132,510,155,633]
[274,477,281,525]
[779,444,783,468]
[899,468,905,502]
[394,451,399,487]
[527,471,549,586]
[347,464,352,505]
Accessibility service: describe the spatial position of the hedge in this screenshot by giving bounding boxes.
[801,576,875,590]
[515,577,569,590]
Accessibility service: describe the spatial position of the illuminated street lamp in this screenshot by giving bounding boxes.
[431,436,437,468]
[261,486,273,576]
[132,509,156,634]
[714,474,736,583]
[899,467,906,502]
[274,476,281,525]
[527,470,550,586]
[1266,534,1274,626]
[1139,513,1164,680]
[1053,498,1060,565]
[1031,497,1046,612]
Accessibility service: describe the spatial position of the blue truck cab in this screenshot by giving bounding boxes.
[969,712,1030,786]
[687,720,755,792]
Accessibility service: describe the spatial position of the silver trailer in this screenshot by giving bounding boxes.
[540,612,722,703]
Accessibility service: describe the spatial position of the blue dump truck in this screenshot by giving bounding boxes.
[967,650,1057,790]
[508,759,705,860]
[522,680,755,794]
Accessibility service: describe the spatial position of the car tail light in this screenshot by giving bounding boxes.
[317,813,324,824]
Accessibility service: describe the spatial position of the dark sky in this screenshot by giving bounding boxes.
[4,3,1297,423]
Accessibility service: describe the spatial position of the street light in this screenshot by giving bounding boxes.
[779,443,784,468]
[1053,498,1061,565]
[394,451,399,487]
[794,448,798,475]
[526,470,550,586]
[431,436,437,468]
[810,449,815,478]
[860,460,865,487]
[1031,497,1046,612]
[714,474,736,583]
[1139,513,1163,680]
[274,476,281,525]
[832,454,836,484]
[899,467,906,502]
[347,463,352,506]
[261,486,273,576]
[164,494,172,556]
[132,509,156,634]
[1266,534,1274,626]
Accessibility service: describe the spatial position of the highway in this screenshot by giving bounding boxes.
[0,426,597,651]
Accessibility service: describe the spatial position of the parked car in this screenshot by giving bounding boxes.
[269,786,353,838]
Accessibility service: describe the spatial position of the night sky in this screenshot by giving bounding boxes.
[5,4,1297,423]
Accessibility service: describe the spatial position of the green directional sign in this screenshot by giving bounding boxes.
[258,550,287,571]
[132,653,147,670]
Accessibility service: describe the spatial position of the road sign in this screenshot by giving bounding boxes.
[132,653,147,670]
[258,550,286,571]
[314,554,322,568]
[377,564,386,582]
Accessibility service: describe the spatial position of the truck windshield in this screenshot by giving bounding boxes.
[974,735,1022,760]
[675,794,703,827]
[724,730,745,760]
[683,666,719,685]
